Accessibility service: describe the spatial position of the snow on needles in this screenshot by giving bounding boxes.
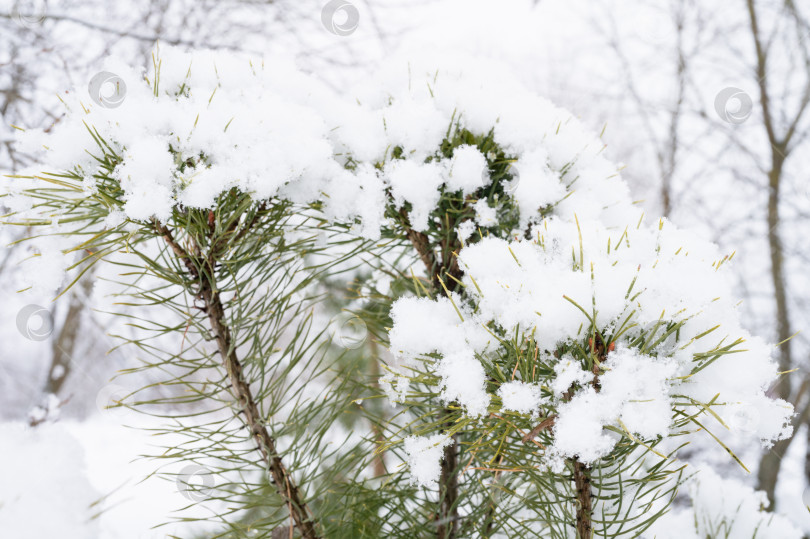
[13,48,342,223]
[11,46,794,490]
[12,47,636,237]
[386,215,793,482]
[403,435,453,489]
[650,466,802,539]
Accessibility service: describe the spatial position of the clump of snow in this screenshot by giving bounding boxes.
[383,295,492,416]
[472,199,498,227]
[17,237,70,295]
[497,381,545,415]
[12,48,346,227]
[446,217,793,459]
[386,296,491,362]
[552,347,676,462]
[383,159,444,232]
[436,351,491,417]
[552,387,616,462]
[10,46,643,253]
[456,219,477,243]
[445,144,488,194]
[334,52,640,232]
[403,434,453,488]
[551,356,593,397]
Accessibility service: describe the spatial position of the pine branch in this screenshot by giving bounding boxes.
[153,217,320,538]
[436,406,459,539]
[398,207,460,538]
[200,276,318,538]
[398,208,439,288]
[571,334,610,537]
[368,338,388,477]
[573,458,593,539]
[521,414,558,443]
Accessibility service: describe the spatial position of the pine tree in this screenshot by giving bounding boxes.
[3,46,795,538]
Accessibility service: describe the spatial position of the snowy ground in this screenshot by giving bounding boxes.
[0,417,218,538]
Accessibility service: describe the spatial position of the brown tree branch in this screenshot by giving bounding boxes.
[199,277,318,538]
[436,406,459,539]
[153,217,319,538]
[399,208,439,286]
[398,208,460,538]
[521,414,558,443]
[573,459,593,539]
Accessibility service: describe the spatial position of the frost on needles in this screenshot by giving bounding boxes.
[5,46,795,537]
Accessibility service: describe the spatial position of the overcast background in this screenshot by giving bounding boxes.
[1,0,809,536]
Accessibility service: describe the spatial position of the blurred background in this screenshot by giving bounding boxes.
[1,0,808,536]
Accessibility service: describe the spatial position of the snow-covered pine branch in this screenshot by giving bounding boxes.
[3,45,795,537]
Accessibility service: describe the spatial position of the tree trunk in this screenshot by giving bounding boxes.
[44,273,94,396]
[757,152,793,509]
[766,155,792,402]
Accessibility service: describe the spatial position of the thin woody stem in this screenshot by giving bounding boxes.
[573,458,593,539]
[521,414,558,443]
[572,334,609,537]
[398,208,460,538]
[367,338,388,477]
[153,218,319,539]
[437,407,459,539]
